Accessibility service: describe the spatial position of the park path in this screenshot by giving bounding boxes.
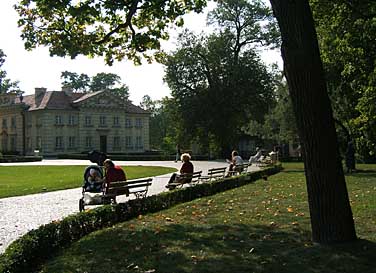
[0,159,258,253]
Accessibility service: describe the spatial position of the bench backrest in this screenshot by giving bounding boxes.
[179,171,202,184]
[208,167,227,177]
[106,178,152,195]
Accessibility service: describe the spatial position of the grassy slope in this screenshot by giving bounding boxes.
[0,165,176,198]
[39,163,376,273]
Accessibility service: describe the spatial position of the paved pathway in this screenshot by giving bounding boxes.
[0,159,258,253]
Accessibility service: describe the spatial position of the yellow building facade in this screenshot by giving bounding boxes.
[0,88,150,156]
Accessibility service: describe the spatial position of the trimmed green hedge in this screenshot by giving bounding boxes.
[0,165,281,273]
[0,156,42,163]
[57,153,212,161]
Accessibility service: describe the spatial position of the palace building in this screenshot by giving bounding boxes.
[0,88,150,156]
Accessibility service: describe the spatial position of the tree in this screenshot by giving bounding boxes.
[139,95,156,114]
[164,0,278,155]
[90,73,129,100]
[310,1,376,161]
[60,71,129,100]
[269,0,356,243]
[0,49,21,94]
[15,0,207,65]
[262,72,298,144]
[139,95,180,152]
[61,71,90,92]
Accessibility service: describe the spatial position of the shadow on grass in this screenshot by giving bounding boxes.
[43,223,376,273]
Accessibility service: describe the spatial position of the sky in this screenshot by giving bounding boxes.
[0,0,282,105]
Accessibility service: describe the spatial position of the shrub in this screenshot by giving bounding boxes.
[0,165,281,273]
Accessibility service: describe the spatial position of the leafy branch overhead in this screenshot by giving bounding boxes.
[15,0,207,65]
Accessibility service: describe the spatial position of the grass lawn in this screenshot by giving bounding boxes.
[0,165,176,199]
[38,163,376,273]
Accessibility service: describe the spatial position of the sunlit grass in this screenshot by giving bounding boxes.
[39,163,376,273]
[0,165,176,199]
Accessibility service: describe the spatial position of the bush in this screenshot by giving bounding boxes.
[0,156,42,163]
[0,165,281,273]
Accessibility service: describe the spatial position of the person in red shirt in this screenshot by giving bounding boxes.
[166,153,194,190]
[103,159,128,195]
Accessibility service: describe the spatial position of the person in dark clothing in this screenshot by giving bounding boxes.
[103,159,128,194]
[345,140,356,173]
[166,153,194,190]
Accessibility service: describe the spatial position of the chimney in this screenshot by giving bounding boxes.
[62,86,73,96]
[35,87,47,106]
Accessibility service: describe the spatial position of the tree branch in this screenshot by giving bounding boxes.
[95,0,140,44]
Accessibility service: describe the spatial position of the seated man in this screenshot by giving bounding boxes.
[103,159,128,195]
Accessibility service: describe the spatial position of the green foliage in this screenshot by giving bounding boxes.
[0,165,175,199]
[262,72,299,143]
[15,0,207,65]
[0,49,22,94]
[310,0,376,161]
[61,71,90,92]
[61,71,129,99]
[162,0,280,155]
[139,96,182,152]
[0,166,281,273]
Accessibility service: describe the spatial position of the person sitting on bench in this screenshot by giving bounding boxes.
[166,153,194,190]
[249,147,263,164]
[103,159,128,195]
[227,150,244,175]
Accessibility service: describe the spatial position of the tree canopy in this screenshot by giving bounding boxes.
[61,71,129,100]
[310,0,376,161]
[164,0,278,155]
[15,0,207,65]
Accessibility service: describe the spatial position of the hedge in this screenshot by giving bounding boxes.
[0,165,282,273]
[0,156,42,163]
[57,153,213,161]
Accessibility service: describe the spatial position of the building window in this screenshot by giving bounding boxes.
[85,116,91,126]
[125,136,132,149]
[99,116,106,126]
[55,115,63,125]
[36,136,42,149]
[55,136,63,149]
[113,116,120,127]
[68,136,76,148]
[113,136,120,149]
[136,136,143,149]
[36,116,42,127]
[135,118,142,128]
[10,136,16,151]
[68,115,75,125]
[85,136,92,148]
[11,117,16,128]
[26,137,31,150]
[1,135,7,151]
[2,118,7,129]
[125,118,132,128]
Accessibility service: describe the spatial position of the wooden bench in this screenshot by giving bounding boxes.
[200,167,227,182]
[166,171,202,190]
[227,162,250,176]
[79,177,153,211]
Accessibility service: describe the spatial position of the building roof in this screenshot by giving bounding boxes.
[15,90,149,114]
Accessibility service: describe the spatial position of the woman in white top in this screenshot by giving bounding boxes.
[228,150,243,175]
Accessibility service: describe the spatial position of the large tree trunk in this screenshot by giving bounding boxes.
[269,0,357,243]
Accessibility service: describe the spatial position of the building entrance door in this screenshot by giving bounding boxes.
[100,135,107,153]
